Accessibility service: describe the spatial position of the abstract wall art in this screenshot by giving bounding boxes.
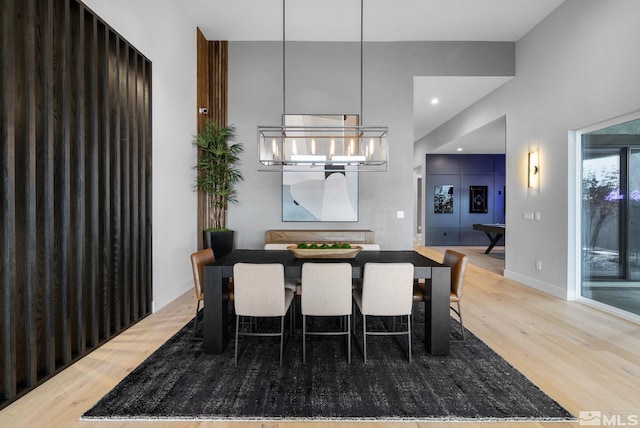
[283,165,358,221]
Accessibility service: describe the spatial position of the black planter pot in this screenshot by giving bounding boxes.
[203,230,235,259]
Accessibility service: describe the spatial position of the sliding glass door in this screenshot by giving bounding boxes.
[630,149,640,280]
[581,118,640,315]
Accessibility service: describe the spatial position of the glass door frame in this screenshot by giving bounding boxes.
[570,110,640,322]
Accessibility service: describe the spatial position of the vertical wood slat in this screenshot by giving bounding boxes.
[144,59,152,312]
[110,33,121,334]
[1,0,18,401]
[88,12,99,348]
[22,0,38,388]
[36,0,56,377]
[1,0,152,409]
[211,41,228,127]
[138,60,145,315]
[99,23,111,341]
[121,41,130,329]
[13,0,25,390]
[131,51,139,320]
[58,0,72,365]
[72,0,87,357]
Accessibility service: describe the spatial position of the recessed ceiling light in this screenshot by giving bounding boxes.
[431,98,439,105]
[456,147,463,152]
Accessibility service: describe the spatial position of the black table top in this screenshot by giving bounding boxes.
[209,249,441,266]
[206,249,445,278]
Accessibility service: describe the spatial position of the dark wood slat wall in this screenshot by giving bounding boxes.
[0,0,152,408]
[196,29,228,245]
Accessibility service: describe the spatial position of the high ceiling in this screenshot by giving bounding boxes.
[179,0,566,152]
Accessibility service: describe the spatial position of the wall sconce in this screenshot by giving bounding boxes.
[528,150,539,189]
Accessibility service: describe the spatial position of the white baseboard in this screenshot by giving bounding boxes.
[503,269,575,300]
[152,279,193,313]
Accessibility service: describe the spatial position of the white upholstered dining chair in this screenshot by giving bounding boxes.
[300,262,353,363]
[353,262,414,363]
[233,263,294,366]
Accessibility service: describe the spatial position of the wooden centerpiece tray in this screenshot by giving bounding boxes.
[287,245,362,259]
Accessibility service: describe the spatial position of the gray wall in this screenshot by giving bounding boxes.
[414,0,640,299]
[228,41,514,250]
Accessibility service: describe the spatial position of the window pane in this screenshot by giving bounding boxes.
[581,149,621,279]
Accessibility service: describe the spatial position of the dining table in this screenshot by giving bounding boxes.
[203,249,452,356]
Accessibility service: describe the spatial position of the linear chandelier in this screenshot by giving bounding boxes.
[257,0,388,172]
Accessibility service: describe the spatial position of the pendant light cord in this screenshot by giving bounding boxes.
[283,0,363,122]
[360,0,363,125]
[283,0,286,117]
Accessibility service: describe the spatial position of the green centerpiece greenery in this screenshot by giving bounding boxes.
[296,242,352,249]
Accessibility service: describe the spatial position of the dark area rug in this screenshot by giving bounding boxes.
[82,309,574,422]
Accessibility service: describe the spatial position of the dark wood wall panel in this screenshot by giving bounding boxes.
[0,0,152,408]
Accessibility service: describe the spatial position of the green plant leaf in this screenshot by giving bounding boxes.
[193,120,244,230]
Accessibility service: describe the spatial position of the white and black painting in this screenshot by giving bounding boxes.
[434,185,454,214]
[283,165,358,221]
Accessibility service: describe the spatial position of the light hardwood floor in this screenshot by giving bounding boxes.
[1,246,639,428]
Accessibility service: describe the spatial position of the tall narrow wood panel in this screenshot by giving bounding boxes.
[1,0,18,401]
[196,29,228,246]
[35,0,56,378]
[0,0,152,408]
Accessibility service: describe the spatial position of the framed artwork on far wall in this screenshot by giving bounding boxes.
[282,164,359,222]
[434,185,454,214]
[469,185,488,213]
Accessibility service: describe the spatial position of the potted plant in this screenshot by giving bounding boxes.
[194,120,244,258]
